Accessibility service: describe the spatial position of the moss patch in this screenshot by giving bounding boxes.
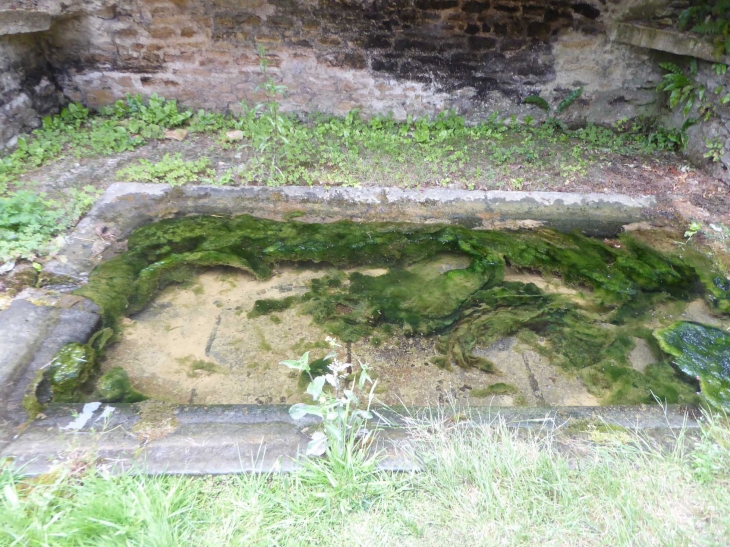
[470,383,520,397]
[47,343,97,403]
[96,367,147,403]
[132,400,179,442]
[654,322,730,411]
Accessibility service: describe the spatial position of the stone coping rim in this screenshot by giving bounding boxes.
[43,183,658,282]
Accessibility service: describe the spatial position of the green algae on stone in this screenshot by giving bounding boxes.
[97,366,147,403]
[580,362,700,406]
[654,321,730,411]
[470,383,520,398]
[22,370,47,420]
[72,215,730,405]
[298,253,502,342]
[48,343,97,403]
[77,215,726,332]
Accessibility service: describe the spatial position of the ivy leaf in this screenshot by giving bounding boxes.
[306,431,328,456]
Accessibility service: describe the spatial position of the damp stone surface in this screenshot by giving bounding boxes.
[35,213,730,411]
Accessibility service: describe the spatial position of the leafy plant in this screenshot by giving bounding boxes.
[522,88,583,131]
[645,119,696,151]
[684,221,703,244]
[280,340,378,459]
[101,93,192,138]
[116,154,214,186]
[0,185,99,264]
[657,61,706,117]
[704,138,725,163]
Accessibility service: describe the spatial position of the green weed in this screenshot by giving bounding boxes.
[116,154,214,186]
[0,185,100,263]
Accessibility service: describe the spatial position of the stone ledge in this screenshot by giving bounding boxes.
[43,183,658,282]
[612,22,730,65]
[0,10,51,35]
[0,403,701,475]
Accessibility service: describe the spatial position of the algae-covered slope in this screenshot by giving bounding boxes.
[655,322,730,411]
[68,215,729,406]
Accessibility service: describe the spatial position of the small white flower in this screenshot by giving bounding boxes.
[325,336,342,348]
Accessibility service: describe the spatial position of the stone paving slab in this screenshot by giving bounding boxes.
[0,403,701,476]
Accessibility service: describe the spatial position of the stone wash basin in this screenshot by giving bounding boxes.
[1,184,728,474]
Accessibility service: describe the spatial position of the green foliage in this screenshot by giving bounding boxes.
[0,185,100,263]
[657,61,706,117]
[116,154,214,185]
[0,191,61,262]
[2,415,730,545]
[281,346,378,465]
[100,93,192,138]
[704,138,725,163]
[522,96,550,111]
[556,88,584,114]
[1,89,686,194]
[679,0,730,57]
[522,87,583,127]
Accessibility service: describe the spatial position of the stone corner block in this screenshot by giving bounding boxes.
[0,10,52,35]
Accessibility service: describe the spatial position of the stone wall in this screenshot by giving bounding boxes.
[0,33,62,150]
[40,0,664,125]
[6,0,729,185]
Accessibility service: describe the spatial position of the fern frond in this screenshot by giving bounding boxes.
[659,62,682,75]
[556,87,583,114]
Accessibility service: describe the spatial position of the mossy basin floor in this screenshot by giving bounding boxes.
[100,261,726,408]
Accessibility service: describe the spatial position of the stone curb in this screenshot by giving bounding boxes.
[44,183,657,282]
[0,403,701,476]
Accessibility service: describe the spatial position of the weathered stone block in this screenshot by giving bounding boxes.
[0,10,51,35]
[363,35,392,49]
[527,21,551,41]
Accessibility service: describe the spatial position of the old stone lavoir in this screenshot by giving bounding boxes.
[1,3,730,538]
